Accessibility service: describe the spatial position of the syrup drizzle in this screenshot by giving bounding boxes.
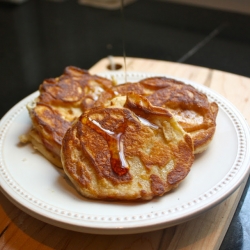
[84,111,159,176]
[121,0,127,83]
[87,117,129,176]
[137,116,159,130]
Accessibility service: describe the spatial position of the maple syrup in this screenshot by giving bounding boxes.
[137,116,159,130]
[121,0,127,82]
[85,116,129,176]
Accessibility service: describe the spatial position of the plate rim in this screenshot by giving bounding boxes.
[0,71,250,234]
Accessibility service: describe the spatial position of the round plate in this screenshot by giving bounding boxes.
[0,72,250,234]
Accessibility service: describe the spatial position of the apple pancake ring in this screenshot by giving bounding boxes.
[61,93,194,200]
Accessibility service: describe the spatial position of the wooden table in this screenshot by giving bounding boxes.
[1,57,250,249]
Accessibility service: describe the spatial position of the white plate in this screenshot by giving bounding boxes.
[0,72,250,235]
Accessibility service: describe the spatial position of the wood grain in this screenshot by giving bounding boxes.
[1,57,249,250]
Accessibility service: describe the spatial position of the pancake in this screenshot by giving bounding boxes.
[26,66,114,168]
[95,77,219,154]
[61,93,194,200]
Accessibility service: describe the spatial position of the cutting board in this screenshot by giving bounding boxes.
[89,57,250,249]
[0,57,249,250]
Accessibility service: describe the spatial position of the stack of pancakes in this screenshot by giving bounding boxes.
[25,66,113,167]
[23,66,218,201]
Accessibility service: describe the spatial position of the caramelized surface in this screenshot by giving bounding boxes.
[61,93,194,200]
[27,66,113,167]
[95,77,219,154]
[25,69,218,201]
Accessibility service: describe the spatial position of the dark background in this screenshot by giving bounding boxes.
[1,0,250,119]
[0,1,250,249]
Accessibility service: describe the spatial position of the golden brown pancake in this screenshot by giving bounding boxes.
[26,66,114,167]
[95,77,219,154]
[61,93,194,200]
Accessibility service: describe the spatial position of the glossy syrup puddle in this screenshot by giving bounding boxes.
[87,117,129,176]
[137,116,159,130]
[85,111,160,176]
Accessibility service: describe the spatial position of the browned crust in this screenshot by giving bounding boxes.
[27,129,62,168]
[27,66,113,167]
[63,111,134,186]
[167,134,193,185]
[28,104,72,162]
[61,93,194,200]
[39,66,113,109]
[150,174,166,196]
[95,77,219,154]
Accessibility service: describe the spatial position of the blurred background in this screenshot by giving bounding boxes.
[0,0,250,249]
[1,0,250,118]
